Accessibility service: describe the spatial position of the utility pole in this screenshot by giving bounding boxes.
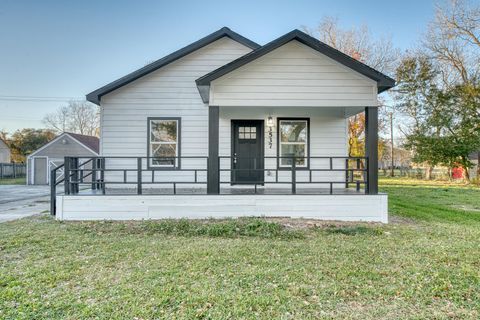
[389,112,394,177]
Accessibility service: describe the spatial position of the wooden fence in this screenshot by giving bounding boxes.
[0,163,26,179]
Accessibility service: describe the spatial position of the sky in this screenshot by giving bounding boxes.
[0,0,437,133]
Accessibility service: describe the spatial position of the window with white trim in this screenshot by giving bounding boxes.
[149,118,180,168]
[278,119,308,167]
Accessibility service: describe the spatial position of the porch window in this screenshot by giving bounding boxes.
[278,119,309,168]
[148,117,181,168]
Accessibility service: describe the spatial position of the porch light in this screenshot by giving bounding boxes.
[267,116,274,127]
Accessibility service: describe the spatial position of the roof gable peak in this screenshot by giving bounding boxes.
[196,29,395,103]
[86,27,259,105]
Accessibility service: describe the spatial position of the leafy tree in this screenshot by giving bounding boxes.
[347,113,365,157]
[396,56,480,179]
[8,129,56,162]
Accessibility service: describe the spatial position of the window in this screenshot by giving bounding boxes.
[148,118,180,168]
[239,126,257,140]
[278,119,309,168]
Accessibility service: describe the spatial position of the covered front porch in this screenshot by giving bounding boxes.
[52,105,384,222]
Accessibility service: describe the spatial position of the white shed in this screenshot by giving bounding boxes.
[27,132,99,185]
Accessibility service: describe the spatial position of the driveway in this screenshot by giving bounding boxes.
[0,185,51,223]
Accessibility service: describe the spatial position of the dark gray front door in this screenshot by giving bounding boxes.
[232,120,264,184]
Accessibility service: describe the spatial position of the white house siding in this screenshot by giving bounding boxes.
[99,37,253,187]
[219,107,349,189]
[210,40,378,107]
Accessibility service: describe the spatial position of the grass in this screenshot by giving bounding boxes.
[0,177,26,185]
[1,179,480,319]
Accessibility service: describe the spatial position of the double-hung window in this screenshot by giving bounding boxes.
[278,119,309,168]
[148,117,180,168]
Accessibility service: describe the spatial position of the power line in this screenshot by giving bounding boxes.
[1,116,43,120]
[0,95,84,102]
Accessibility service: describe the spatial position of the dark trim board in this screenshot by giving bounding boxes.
[207,106,220,194]
[147,117,182,170]
[365,107,378,194]
[196,29,396,103]
[276,117,311,171]
[86,27,260,105]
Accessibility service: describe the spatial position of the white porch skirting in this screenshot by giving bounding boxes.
[56,194,388,223]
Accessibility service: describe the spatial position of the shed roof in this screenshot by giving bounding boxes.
[28,132,99,158]
[66,133,100,154]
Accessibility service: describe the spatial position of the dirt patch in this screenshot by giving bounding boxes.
[264,217,386,230]
[388,215,417,225]
[451,205,480,212]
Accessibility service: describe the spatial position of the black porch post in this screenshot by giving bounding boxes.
[365,107,378,194]
[207,106,220,194]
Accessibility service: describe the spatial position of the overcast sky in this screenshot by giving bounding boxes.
[0,0,436,133]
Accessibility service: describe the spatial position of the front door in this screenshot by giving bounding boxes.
[232,120,264,184]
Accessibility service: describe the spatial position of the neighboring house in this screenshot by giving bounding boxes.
[0,138,11,163]
[54,27,395,222]
[27,132,99,185]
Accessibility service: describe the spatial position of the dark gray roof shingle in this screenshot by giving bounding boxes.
[67,133,99,154]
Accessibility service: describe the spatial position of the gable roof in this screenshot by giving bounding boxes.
[28,132,99,158]
[86,27,259,105]
[67,133,100,154]
[196,29,396,103]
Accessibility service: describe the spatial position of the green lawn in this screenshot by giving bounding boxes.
[0,177,26,185]
[1,180,479,319]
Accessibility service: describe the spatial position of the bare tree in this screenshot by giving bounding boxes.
[43,100,99,136]
[303,16,401,76]
[43,106,70,132]
[423,0,480,87]
[68,101,99,136]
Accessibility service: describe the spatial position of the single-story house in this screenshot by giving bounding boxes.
[0,138,11,163]
[27,132,99,185]
[54,27,395,222]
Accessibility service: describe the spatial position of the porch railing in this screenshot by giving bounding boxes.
[219,156,367,194]
[50,155,368,215]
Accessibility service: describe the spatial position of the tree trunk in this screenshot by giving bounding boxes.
[460,156,470,182]
[390,113,394,177]
[425,166,433,180]
[477,154,480,183]
[464,167,470,181]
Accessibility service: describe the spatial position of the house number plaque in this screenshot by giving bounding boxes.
[268,126,273,149]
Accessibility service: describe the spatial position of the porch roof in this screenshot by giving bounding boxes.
[196,29,396,104]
